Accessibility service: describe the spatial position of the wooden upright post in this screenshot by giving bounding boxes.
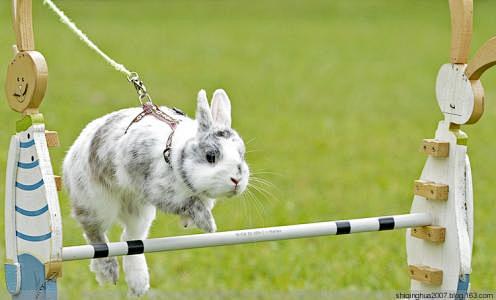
[4,2,62,299]
[13,0,36,51]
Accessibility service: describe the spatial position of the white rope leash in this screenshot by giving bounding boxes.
[42,0,131,76]
[42,0,155,104]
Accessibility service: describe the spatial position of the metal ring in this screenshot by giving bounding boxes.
[139,94,153,105]
[127,72,139,82]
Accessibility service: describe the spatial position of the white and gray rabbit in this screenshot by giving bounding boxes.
[62,89,249,296]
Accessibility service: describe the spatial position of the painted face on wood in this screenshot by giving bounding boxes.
[435,64,475,125]
[5,51,48,113]
[13,76,29,102]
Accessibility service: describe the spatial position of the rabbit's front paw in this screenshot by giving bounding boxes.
[181,214,216,232]
[193,210,217,233]
[184,198,217,233]
[199,216,217,233]
[180,215,194,229]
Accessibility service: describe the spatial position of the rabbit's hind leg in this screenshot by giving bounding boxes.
[119,203,156,297]
[72,198,120,285]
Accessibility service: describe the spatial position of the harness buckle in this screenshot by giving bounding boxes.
[163,148,172,164]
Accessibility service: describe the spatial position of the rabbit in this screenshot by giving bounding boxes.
[62,89,249,296]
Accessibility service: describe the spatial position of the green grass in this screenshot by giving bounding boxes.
[1,0,496,298]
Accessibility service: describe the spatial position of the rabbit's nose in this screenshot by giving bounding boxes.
[231,177,240,185]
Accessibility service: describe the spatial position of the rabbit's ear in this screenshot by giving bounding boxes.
[196,90,213,133]
[449,0,473,64]
[211,89,232,128]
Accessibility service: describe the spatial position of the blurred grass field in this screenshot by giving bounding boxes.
[1,0,496,298]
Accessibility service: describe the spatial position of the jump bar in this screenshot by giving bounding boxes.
[62,213,431,261]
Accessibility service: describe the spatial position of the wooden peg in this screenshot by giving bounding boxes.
[420,139,449,157]
[54,175,62,191]
[408,265,443,285]
[414,180,449,201]
[45,131,60,147]
[448,0,473,64]
[411,226,446,243]
[45,261,62,278]
[13,0,35,51]
[465,37,496,80]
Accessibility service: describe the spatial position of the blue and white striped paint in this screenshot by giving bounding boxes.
[17,160,40,169]
[15,204,49,217]
[15,179,44,191]
[5,121,64,299]
[14,130,55,262]
[19,139,35,148]
[16,231,52,242]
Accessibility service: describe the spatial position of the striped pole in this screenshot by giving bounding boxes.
[62,213,431,261]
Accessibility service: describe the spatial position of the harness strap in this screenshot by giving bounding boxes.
[124,102,183,165]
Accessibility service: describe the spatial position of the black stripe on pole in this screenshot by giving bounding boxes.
[127,240,145,255]
[378,217,395,231]
[92,243,109,258]
[335,221,351,234]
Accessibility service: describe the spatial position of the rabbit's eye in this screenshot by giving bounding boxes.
[215,130,231,138]
[206,151,217,164]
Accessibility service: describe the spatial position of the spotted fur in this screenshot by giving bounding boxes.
[63,89,249,296]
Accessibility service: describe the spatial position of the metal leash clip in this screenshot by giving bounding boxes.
[127,72,153,105]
